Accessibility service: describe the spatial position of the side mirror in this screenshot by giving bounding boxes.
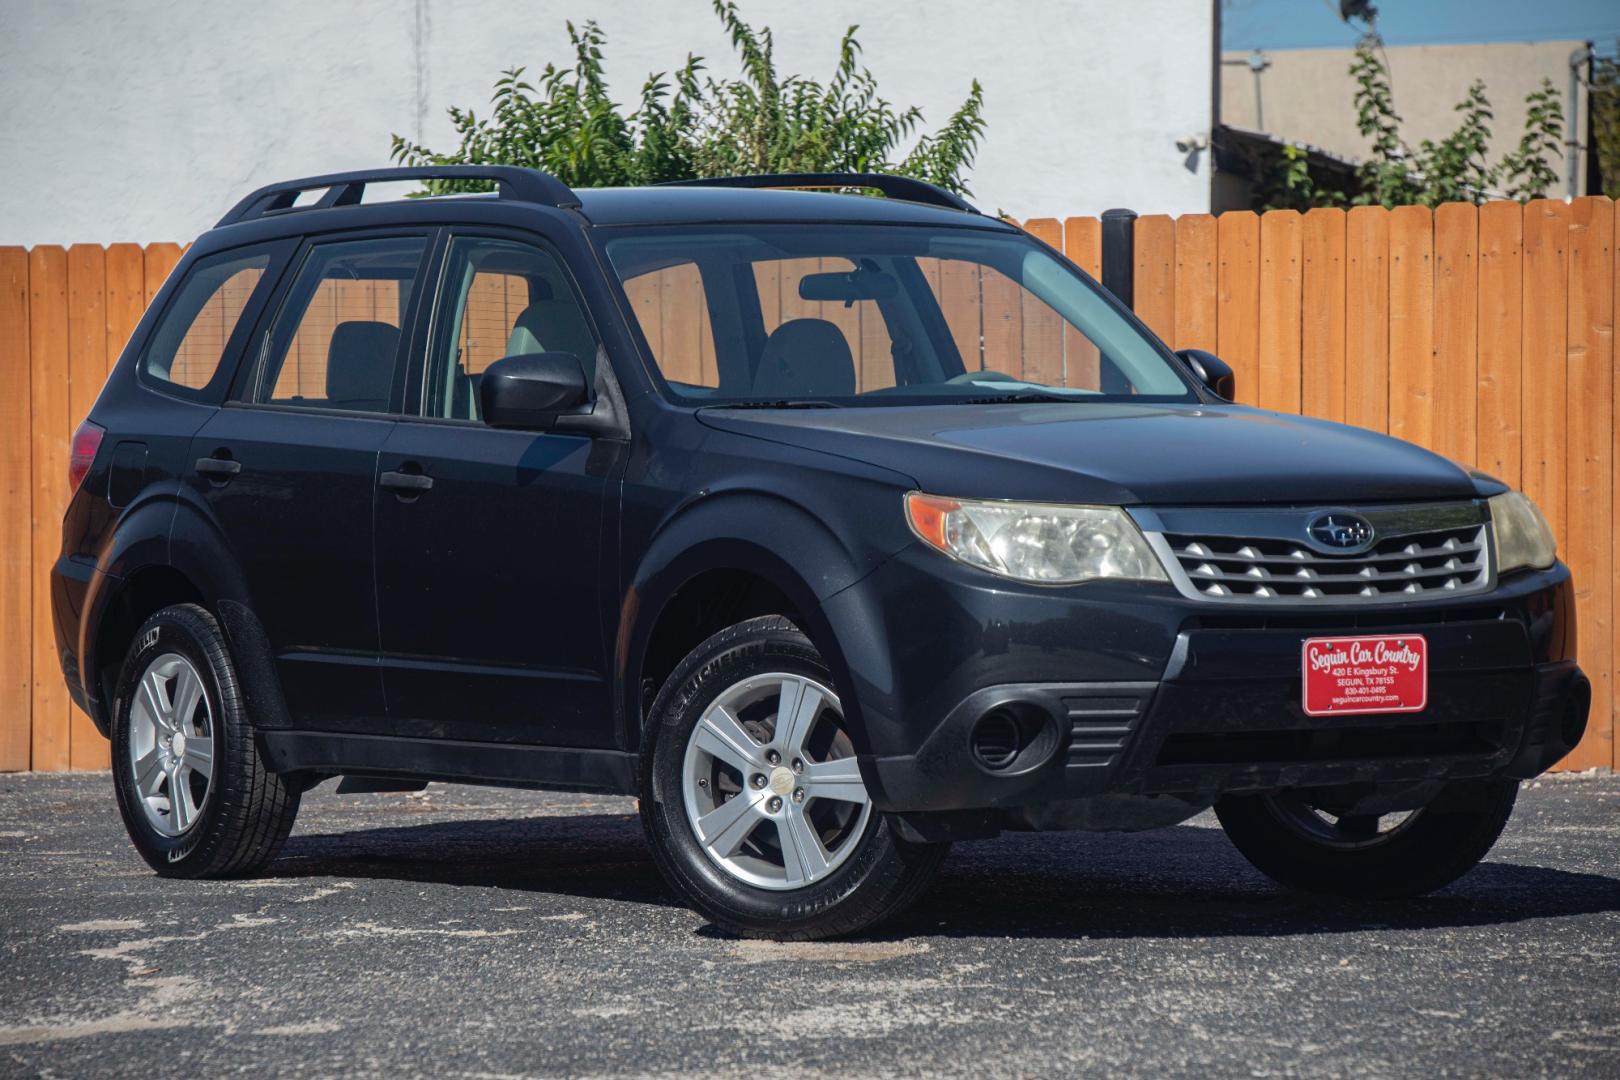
[479,352,589,430]
[1176,348,1235,400]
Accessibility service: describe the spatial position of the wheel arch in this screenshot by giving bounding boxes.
[618,491,889,756]
[87,498,291,736]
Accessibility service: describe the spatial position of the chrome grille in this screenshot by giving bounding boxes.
[1134,503,1494,605]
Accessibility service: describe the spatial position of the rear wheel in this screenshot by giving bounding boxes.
[111,604,301,878]
[640,616,947,939]
[1215,779,1518,899]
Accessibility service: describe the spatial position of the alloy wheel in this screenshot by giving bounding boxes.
[681,672,873,890]
[127,652,215,836]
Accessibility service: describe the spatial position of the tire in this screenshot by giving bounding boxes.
[110,603,301,878]
[640,615,947,940]
[1214,779,1519,899]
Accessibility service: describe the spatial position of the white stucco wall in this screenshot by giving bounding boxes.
[0,0,1215,246]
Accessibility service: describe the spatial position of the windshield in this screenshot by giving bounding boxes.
[600,224,1195,406]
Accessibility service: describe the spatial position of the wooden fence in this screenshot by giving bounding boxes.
[0,196,1615,772]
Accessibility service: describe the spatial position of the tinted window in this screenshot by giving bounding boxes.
[141,249,272,397]
[247,236,428,413]
[424,237,598,421]
[619,261,718,390]
[602,225,1193,406]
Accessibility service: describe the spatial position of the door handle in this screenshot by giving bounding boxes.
[379,469,434,494]
[194,455,242,480]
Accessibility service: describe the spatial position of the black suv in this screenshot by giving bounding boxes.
[54,166,1589,939]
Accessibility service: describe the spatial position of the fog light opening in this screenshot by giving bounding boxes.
[971,709,1023,770]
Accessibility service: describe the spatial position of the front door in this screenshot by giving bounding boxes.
[373,234,618,747]
[189,233,431,731]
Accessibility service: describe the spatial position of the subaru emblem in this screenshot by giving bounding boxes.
[1307,512,1374,551]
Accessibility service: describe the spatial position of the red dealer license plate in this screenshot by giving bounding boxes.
[1301,635,1428,717]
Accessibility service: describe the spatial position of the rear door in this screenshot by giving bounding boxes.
[186,231,434,732]
[372,231,618,747]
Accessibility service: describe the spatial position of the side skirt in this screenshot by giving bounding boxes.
[259,731,638,796]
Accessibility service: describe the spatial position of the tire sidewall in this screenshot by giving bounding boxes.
[110,606,234,874]
[641,619,906,931]
[1216,780,1518,897]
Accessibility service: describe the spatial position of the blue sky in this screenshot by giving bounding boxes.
[1222,0,1620,51]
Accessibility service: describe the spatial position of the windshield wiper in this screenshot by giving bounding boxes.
[961,391,1083,404]
[704,399,839,410]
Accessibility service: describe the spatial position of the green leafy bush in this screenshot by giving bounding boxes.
[391,1,986,196]
[1261,39,1566,211]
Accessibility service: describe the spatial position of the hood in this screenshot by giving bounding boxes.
[697,402,1480,506]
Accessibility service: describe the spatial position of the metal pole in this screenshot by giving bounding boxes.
[1569,46,1592,198]
[1100,208,1138,308]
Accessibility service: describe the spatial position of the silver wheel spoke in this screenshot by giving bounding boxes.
[774,678,822,757]
[803,756,867,804]
[778,808,831,887]
[696,791,768,857]
[139,671,171,733]
[183,736,213,773]
[133,745,166,796]
[171,665,203,733]
[167,762,191,831]
[693,707,763,773]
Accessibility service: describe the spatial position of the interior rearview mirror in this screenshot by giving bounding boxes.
[799,265,899,304]
[479,352,589,430]
[1176,348,1235,401]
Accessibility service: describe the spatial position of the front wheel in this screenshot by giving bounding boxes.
[640,616,947,940]
[1215,779,1519,899]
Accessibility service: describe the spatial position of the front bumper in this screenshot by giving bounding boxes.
[829,545,1585,814]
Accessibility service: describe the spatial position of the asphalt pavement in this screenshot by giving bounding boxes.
[1,770,1617,1078]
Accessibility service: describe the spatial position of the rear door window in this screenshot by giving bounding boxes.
[244,236,430,414]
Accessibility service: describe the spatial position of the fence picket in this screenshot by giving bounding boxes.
[1477,201,1524,486]
[0,249,31,772]
[1565,197,1614,771]
[1133,214,1176,343]
[27,246,70,772]
[1388,206,1436,450]
[105,244,146,376]
[1257,210,1302,413]
[1217,212,1260,405]
[65,245,109,770]
[1300,208,1347,423]
[1433,203,1478,467]
[1173,215,1218,352]
[1345,206,1391,433]
[1522,199,1569,542]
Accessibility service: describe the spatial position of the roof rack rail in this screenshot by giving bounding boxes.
[216,166,581,226]
[656,172,978,213]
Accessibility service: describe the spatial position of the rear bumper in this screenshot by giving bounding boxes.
[835,545,1583,814]
[51,554,101,726]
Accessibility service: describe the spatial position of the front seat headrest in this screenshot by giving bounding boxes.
[751,318,856,398]
[325,321,399,412]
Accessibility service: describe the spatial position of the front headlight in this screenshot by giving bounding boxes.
[905,492,1168,584]
[1489,491,1556,574]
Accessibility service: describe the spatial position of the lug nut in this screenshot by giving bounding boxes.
[750,774,767,789]
[766,750,781,765]
[792,788,805,804]
[767,796,783,813]
[792,758,804,773]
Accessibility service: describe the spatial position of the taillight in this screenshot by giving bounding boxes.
[68,420,105,494]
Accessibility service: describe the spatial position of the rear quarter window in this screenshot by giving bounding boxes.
[139,248,278,400]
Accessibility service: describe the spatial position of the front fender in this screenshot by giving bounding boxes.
[618,490,899,757]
